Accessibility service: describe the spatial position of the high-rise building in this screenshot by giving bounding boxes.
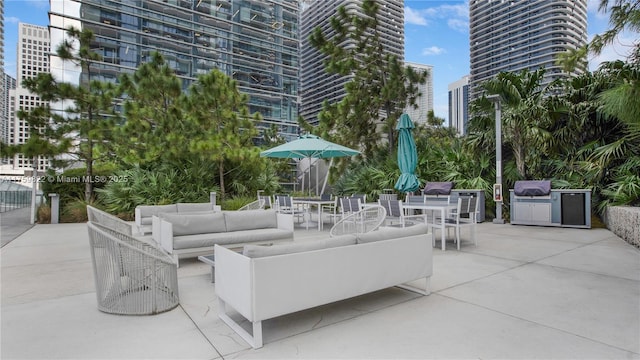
[7,23,50,171]
[1,73,16,155]
[469,0,587,99]
[0,0,4,70]
[404,62,433,125]
[49,0,300,140]
[448,75,469,136]
[300,0,404,125]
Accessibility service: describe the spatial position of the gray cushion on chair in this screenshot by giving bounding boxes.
[357,223,429,244]
[163,212,227,236]
[243,234,356,258]
[224,209,277,232]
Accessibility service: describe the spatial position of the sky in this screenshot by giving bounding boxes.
[3,0,637,122]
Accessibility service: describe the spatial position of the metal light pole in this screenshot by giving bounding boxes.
[487,95,505,224]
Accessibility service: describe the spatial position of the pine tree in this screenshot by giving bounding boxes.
[308,0,427,158]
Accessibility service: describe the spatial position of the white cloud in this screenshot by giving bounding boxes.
[26,0,49,10]
[448,19,468,33]
[588,32,638,70]
[422,46,446,56]
[405,2,469,30]
[440,2,469,19]
[405,7,429,26]
[6,16,20,24]
[587,0,610,20]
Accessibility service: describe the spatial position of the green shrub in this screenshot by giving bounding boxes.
[97,165,219,216]
[221,196,256,210]
[41,165,117,205]
[37,204,51,224]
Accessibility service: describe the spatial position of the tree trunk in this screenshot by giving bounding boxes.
[85,141,93,202]
[514,143,527,179]
[218,160,225,199]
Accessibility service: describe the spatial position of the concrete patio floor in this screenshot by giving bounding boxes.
[1,218,639,359]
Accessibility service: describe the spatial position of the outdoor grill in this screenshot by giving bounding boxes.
[422,181,454,196]
[513,180,551,199]
[510,180,592,228]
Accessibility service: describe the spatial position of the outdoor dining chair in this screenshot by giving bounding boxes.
[276,195,304,224]
[340,197,362,219]
[443,196,479,250]
[350,193,367,204]
[329,204,386,237]
[379,193,398,201]
[320,195,339,230]
[378,199,424,228]
[258,195,273,209]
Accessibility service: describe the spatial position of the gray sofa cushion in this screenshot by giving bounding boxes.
[173,228,293,250]
[242,235,357,258]
[224,209,277,232]
[163,212,227,236]
[176,202,214,212]
[357,223,429,244]
[138,204,177,224]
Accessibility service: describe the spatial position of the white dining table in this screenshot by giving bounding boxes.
[402,202,457,250]
[292,198,336,230]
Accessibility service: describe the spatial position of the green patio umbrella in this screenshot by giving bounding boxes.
[394,113,421,193]
[260,134,360,197]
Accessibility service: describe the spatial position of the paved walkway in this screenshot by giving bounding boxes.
[1,221,639,359]
[0,207,33,248]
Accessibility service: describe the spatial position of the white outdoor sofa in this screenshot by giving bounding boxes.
[153,209,294,265]
[135,202,222,235]
[215,223,432,348]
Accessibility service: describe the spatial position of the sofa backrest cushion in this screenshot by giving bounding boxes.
[357,223,429,244]
[243,235,356,258]
[176,202,213,213]
[137,204,177,217]
[163,212,226,236]
[224,209,277,232]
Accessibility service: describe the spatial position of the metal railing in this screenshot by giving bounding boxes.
[0,180,35,213]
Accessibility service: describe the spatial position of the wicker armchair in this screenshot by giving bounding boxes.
[86,205,133,236]
[330,205,386,237]
[238,199,265,211]
[87,222,179,315]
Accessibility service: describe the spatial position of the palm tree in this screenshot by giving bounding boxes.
[479,68,555,179]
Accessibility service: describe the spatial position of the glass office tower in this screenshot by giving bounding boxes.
[469,0,587,99]
[49,0,300,140]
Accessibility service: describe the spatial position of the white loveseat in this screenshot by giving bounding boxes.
[154,209,293,264]
[215,224,432,348]
[135,202,222,235]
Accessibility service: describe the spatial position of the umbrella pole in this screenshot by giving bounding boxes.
[308,156,312,198]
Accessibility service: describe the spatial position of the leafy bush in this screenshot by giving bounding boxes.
[60,197,101,223]
[97,164,219,216]
[221,196,257,210]
[41,165,116,205]
[37,204,51,224]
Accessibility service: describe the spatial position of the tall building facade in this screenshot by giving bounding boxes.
[448,75,469,136]
[0,0,4,70]
[469,0,587,99]
[7,23,51,171]
[1,73,16,159]
[404,62,433,125]
[49,0,300,140]
[300,0,404,125]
